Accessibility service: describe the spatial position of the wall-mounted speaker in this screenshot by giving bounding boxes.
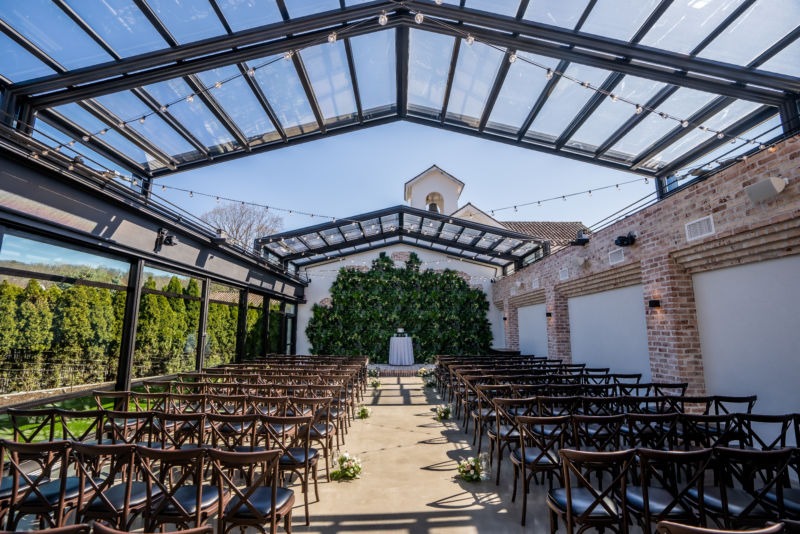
[745,177,788,203]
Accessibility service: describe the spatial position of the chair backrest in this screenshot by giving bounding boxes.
[559,448,636,531]
[92,521,212,534]
[207,448,283,531]
[7,408,58,443]
[635,447,713,529]
[656,520,784,533]
[103,410,156,445]
[166,393,206,414]
[57,409,104,443]
[624,412,679,450]
[130,392,169,412]
[734,413,793,451]
[712,395,757,416]
[71,442,136,526]
[259,414,314,468]
[1,439,72,529]
[135,445,213,530]
[205,394,249,415]
[679,413,736,449]
[516,414,571,469]
[0,525,91,534]
[248,395,289,417]
[571,414,624,451]
[204,413,260,451]
[93,390,132,411]
[537,395,581,417]
[154,411,205,449]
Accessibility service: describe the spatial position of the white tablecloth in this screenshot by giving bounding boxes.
[389,336,414,366]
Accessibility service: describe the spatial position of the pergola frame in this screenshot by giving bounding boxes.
[1,0,797,191]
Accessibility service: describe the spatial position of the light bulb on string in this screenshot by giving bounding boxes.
[284,50,293,60]
[681,120,689,128]
[214,81,222,89]
[414,12,424,24]
[465,34,475,45]
[768,146,777,153]
[378,11,388,26]
[508,53,517,63]
[328,31,337,43]
[81,135,90,142]
[545,68,553,80]
[610,94,618,102]
[716,132,724,139]
[139,116,146,124]
[247,68,256,77]
[635,105,643,114]
[100,128,108,135]
[159,105,168,113]
[189,191,194,198]
[186,94,194,103]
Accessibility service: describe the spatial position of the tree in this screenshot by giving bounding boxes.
[200,201,283,251]
[0,280,20,356]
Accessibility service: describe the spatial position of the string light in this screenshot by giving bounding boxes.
[681,120,689,128]
[284,50,294,60]
[635,105,643,114]
[414,12,424,24]
[508,52,517,63]
[160,105,168,113]
[81,135,90,142]
[465,34,475,45]
[247,68,255,77]
[610,94,618,102]
[378,11,388,26]
[545,68,553,80]
[327,31,337,43]
[186,94,194,103]
[139,116,146,124]
[214,81,223,89]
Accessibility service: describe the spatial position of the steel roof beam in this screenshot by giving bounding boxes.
[555,72,625,150]
[184,74,250,150]
[396,25,409,117]
[344,38,364,123]
[516,59,569,142]
[236,63,287,142]
[440,37,461,123]
[478,49,513,132]
[291,53,326,134]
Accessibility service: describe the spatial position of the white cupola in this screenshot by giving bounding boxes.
[403,165,465,215]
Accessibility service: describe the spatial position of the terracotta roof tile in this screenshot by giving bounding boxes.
[499,221,589,247]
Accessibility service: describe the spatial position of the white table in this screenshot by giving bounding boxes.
[389,336,414,366]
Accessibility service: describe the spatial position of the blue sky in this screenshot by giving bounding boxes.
[155,121,655,233]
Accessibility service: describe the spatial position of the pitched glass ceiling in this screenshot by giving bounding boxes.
[0,0,797,189]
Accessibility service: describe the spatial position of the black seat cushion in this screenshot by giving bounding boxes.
[548,488,619,517]
[224,487,294,518]
[626,486,690,516]
[87,481,153,511]
[280,447,319,465]
[160,486,220,515]
[689,487,770,518]
[511,447,557,466]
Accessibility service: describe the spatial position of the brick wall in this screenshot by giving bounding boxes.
[493,135,800,391]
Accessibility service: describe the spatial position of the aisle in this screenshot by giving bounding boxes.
[294,376,538,534]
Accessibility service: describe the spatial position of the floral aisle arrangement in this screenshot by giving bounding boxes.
[356,405,371,419]
[435,404,451,421]
[330,452,363,481]
[457,453,490,482]
[370,378,382,389]
[417,367,437,388]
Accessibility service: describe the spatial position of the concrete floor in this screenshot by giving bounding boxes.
[292,376,549,534]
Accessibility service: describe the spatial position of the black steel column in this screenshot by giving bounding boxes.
[235,289,249,363]
[115,259,143,391]
[195,279,210,371]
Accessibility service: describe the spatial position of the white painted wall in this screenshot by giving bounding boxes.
[693,255,800,416]
[296,244,503,354]
[568,285,651,379]
[406,170,462,215]
[518,303,548,357]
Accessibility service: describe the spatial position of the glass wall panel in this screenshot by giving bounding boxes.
[204,282,240,368]
[245,294,265,358]
[300,42,358,126]
[251,55,319,136]
[267,299,283,354]
[0,230,129,393]
[350,31,396,116]
[445,40,504,127]
[408,30,454,116]
[133,267,201,379]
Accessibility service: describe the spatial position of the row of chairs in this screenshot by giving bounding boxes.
[0,439,294,534]
[541,446,799,534]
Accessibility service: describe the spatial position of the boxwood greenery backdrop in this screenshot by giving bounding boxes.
[306,253,492,362]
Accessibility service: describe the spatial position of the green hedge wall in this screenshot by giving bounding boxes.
[306,253,492,362]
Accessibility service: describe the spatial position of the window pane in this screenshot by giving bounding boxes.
[609,88,718,160]
[251,55,319,136]
[568,75,667,151]
[350,31,396,116]
[216,0,282,31]
[245,294,265,358]
[0,0,111,69]
[146,0,226,44]
[284,0,339,19]
[698,0,800,66]
[523,0,591,29]
[486,52,560,133]
[94,91,200,163]
[445,40,505,127]
[640,0,746,55]
[195,66,278,143]
[580,0,661,41]
[143,79,238,153]
[300,42,358,126]
[64,0,167,57]
[0,33,56,82]
[465,0,521,17]
[526,63,609,142]
[759,39,800,78]
[408,30,454,116]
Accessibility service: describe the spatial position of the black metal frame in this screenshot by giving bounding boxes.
[0,0,797,185]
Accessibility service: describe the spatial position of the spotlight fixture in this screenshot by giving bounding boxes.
[155,227,178,252]
[614,232,636,247]
[570,229,590,246]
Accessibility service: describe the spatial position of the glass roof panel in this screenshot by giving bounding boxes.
[457,227,482,245]
[486,52,559,133]
[142,79,237,152]
[641,99,763,170]
[284,0,340,19]
[349,31,396,116]
[341,223,362,240]
[580,0,661,42]
[215,0,283,32]
[0,33,56,82]
[698,0,800,66]
[64,0,167,58]
[403,214,421,232]
[420,218,441,236]
[50,103,159,169]
[523,0,591,29]
[0,0,111,70]
[195,66,278,143]
[408,29,454,116]
[93,91,198,161]
[639,0,746,55]
[362,219,381,236]
[380,214,399,232]
[758,39,800,78]
[251,56,319,136]
[320,228,344,245]
[445,40,504,127]
[526,63,609,142]
[567,75,667,151]
[145,0,226,44]
[608,88,719,161]
[300,42,358,126]
[465,0,521,18]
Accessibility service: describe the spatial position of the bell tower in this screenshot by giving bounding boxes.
[403,165,465,215]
